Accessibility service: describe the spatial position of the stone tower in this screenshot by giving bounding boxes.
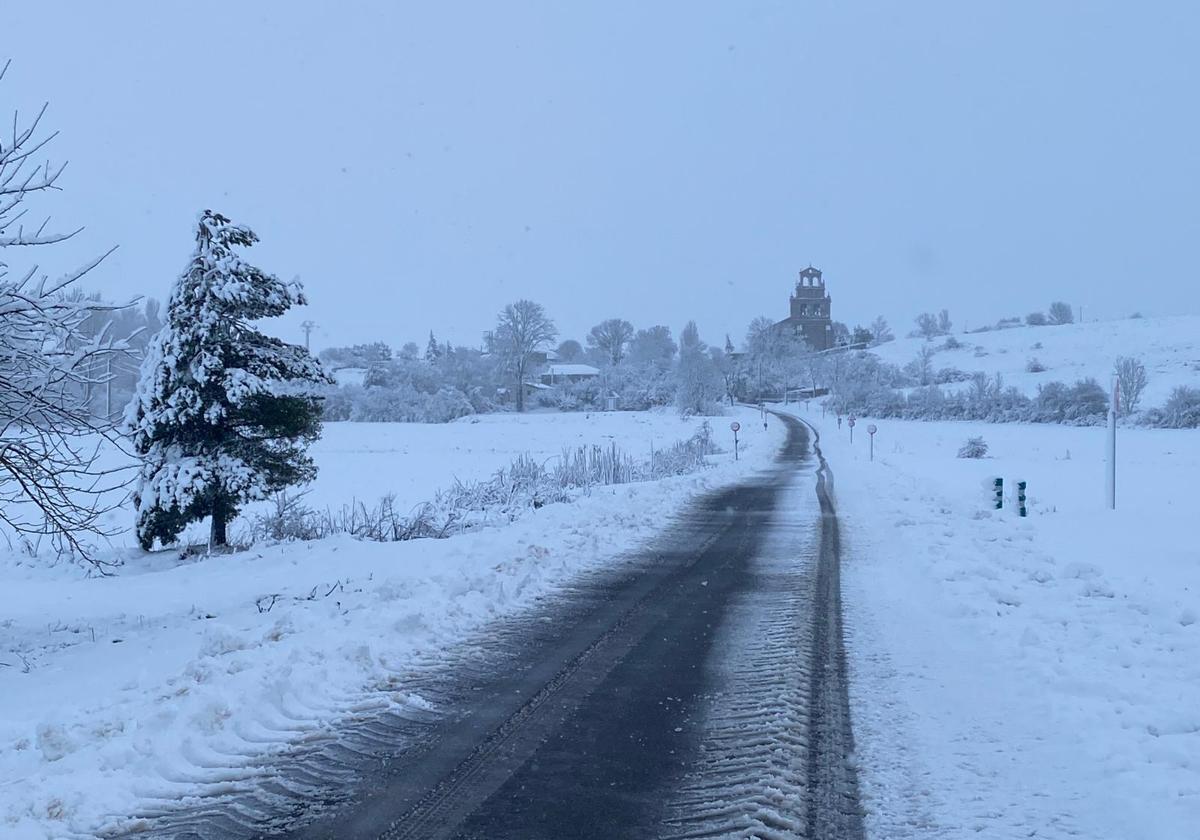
[777,266,833,351]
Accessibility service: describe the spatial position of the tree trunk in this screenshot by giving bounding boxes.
[515,362,526,412]
[210,497,229,548]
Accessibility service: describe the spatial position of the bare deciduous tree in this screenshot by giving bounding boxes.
[1048,301,1074,325]
[587,318,635,366]
[492,299,556,411]
[0,61,130,567]
[1113,356,1148,416]
[869,316,893,345]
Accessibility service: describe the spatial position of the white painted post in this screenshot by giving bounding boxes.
[1106,377,1119,509]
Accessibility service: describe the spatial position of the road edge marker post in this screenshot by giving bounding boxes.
[1017,479,1027,517]
[731,420,741,461]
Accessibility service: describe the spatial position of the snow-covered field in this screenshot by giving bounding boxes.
[793,408,1199,838]
[0,409,785,839]
[871,315,1200,406]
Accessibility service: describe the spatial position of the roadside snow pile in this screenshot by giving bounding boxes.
[800,411,1200,839]
[0,408,784,839]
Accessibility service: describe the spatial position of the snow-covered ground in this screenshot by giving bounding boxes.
[871,315,1200,406]
[792,408,1199,838]
[0,408,785,839]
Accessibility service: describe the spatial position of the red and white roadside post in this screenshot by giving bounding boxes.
[1107,376,1120,510]
[867,423,877,461]
[731,421,741,461]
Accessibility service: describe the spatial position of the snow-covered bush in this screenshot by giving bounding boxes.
[1144,386,1200,429]
[957,437,989,458]
[1029,379,1107,425]
[249,427,719,546]
[538,378,604,411]
[649,421,717,477]
[248,490,323,543]
[935,367,972,384]
[321,344,497,422]
[340,384,475,423]
[1026,357,1047,373]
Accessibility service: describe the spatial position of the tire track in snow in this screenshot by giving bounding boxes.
[660,414,864,840]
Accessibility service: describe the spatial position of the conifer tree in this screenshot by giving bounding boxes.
[425,330,442,362]
[129,211,330,550]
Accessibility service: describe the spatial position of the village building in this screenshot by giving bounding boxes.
[540,364,601,386]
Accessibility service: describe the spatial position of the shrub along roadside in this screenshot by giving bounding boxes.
[248,423,718,545]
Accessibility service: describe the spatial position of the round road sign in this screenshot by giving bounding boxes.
[847,417,856,428]
[867,423,878,435]
[730,421,741,432]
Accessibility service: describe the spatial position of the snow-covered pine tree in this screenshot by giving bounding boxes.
[129,211,331,550]
[425,330,441,362]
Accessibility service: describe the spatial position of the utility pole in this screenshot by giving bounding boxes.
[300,320,317,351]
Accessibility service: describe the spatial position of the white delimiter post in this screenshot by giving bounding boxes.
[1106,376,1120,510]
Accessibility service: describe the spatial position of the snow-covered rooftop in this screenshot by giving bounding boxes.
[546,364,600,377]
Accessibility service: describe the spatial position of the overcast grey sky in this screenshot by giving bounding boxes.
[5,1,1198,351]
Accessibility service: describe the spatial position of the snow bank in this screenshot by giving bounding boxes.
[792,409,1199,838]
[0,408,783,839]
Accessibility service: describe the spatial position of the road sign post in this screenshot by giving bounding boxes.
[731,421,741,461]
[848,415,856,444]
[867,423,877,461]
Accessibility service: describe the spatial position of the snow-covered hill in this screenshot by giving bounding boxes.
[870,315,1200,407]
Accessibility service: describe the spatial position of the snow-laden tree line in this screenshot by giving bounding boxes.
[319,310,732,420]
[318,303,903,421]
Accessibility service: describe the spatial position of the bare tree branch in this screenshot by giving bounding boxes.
[0,63,130,570]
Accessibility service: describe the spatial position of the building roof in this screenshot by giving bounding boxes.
[546,364,601,377]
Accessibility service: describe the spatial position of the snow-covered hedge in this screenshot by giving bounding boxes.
[323,383,475,423]
[1142,386,1200,429]
[826,351,1113,426]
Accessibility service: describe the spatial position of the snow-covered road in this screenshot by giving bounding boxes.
[124,412,861,839]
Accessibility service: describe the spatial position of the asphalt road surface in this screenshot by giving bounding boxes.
[130,413,863,840]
